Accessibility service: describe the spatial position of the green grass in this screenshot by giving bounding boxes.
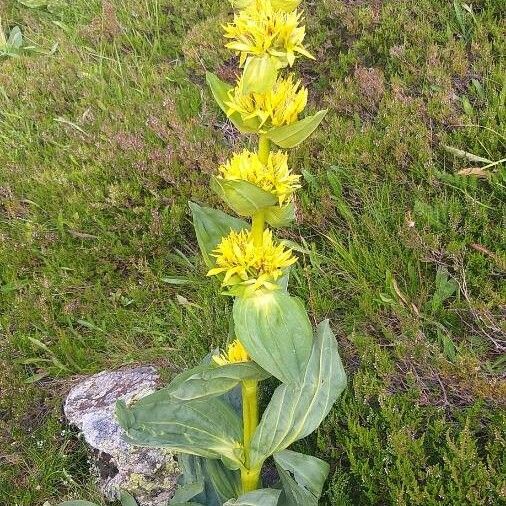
[0,0,504,504]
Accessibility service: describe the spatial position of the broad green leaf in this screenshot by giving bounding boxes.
[242,55,279,94]
[176,453,240,505]
[264,203,295,228]
[274,450,329,506]
[266,110,327,148]
[17,0,51,7]
[170,482,205,504]
[205,72,231,113]
[233,291,313,383]
[224,489,281,506]
[189,202,248,268]
[250,320,347,468]
[57,502,98,506]
[211,177,278,217]
[119,491,138,506]
[116,396,244,469]
[176,454,221,506]
[204,458,241,503]
[206,72,260,133]
[165,362,270,401]
[7,26,23,49]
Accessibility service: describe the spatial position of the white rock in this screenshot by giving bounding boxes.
[64,366,180,506]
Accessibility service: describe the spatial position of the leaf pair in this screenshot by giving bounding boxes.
[117,395,244,470]
[233,291,313,384]
[248,320,347,468]
[116,359,269,469]
[210,177,295,226]
[171,450,329,505]
[206,72,327,148]
[170,453,240,505]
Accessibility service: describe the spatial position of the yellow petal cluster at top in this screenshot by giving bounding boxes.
[207,228,297,292]
[224,0,313,67]
[226,73,307,130]
[218,149,301,206]
[213,339,250,366]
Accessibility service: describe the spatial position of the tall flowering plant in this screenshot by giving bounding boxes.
[117,1,346,504]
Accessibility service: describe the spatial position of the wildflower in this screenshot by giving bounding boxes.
[213,339,250,365]
[218,150,300,205]
[226,74,308,130]
[207,228,297,292]
[224,0,313,67]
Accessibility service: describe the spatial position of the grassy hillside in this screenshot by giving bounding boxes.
[0,0,504,504]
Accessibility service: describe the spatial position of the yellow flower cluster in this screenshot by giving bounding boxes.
[224,0,313,67]
[207,229,297,292]
[218,150,301,205]
[226,74,307,130]
[213,339,250,366]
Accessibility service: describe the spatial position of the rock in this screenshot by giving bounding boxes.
[64,366,180,506]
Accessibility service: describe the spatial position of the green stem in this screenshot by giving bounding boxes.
[250,134,270,247]
[251,211,265,247]
[241,467,261,493]
[241,379,260,493]
[258,134,270,165]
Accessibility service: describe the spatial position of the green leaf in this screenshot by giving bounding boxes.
[264,203,295,228]
[170,503,204,505]
[249,320,347,468]
[224,489,281,505]
[116,396,244,469]
[170,482,205,504]
[266,110,327,148]
[233,291,313,384]
[206,72,259,133]
[162,276,193,285]
[204,458,241,503]
[17,0,51,7]
[119,490,138,506]
[441,144,493,164]
[7,26,23,49]
[274,450,329,506]
[211,177,278,217]
[56,502,98,506]
[176,453,240,505]
[189,202,248,268]
[176,454,221,506]
[242,55,279,94]
[164,362,270,401]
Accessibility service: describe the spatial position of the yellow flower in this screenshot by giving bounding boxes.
[224,0,313,67]
[226,74,308,131]
[207,228,297,293]
[213,339,250,366]
[218,150,301,205]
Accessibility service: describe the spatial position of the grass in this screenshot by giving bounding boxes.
[0,0,504,504]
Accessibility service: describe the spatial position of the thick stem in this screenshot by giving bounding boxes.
[241,379,260,493]
[251,212,265,248]
[258,134,270,165]
[241,467,261,493]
